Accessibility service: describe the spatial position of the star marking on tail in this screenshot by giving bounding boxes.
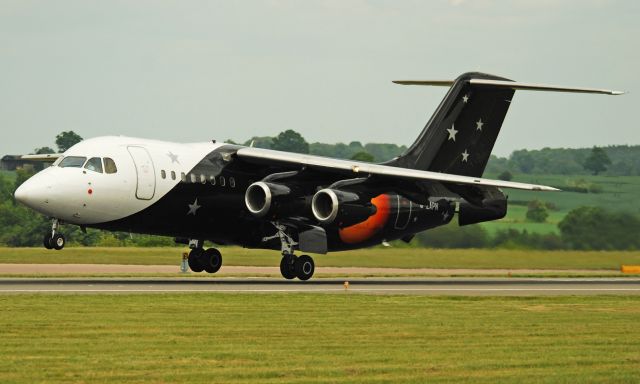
[447,124,458,141]
[476,118,484,131]
[461,150,470,162]
[187,198,201,215]
[462,94,469,103]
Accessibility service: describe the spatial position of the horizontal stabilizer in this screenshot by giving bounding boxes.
[20,153,62,162]
[393,79,624,95]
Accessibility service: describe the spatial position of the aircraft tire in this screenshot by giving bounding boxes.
[52,234,65,250]
[294,255,315,281]
[188,249,205,272]
[202,248,222,274]
[280,255,297,280]
[43,234,53,250]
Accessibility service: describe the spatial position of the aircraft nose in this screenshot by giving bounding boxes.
[14,173,51,210]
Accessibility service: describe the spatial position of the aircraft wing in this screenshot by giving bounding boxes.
[235,147,559,191]
[20,153,62,162]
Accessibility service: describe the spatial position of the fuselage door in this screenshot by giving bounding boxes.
[127,146,156,200]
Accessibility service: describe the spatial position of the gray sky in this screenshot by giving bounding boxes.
[1,0,637,157]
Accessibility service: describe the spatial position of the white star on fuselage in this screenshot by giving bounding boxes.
[476,118,484,131]
[167,152,180,164]
[447,124,458,141]
[187,198,201,215]
[462,94,469,103]
[461,150,470,162]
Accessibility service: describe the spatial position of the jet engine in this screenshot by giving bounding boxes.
[458,198,507,226]
[311,189,376,227]
[244,181,294,218]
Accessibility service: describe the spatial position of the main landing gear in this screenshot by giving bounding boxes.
[43,219,65,251]
[186,240,222,274]
[270,223,315,281]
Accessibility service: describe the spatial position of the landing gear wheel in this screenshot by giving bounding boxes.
[43,234,53,250]
[52,234,65,250]
[188,249,204,272]
[202,248,222,274]
[294,255,315,281]
[280,254,297,280]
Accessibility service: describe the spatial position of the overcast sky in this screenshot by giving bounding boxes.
[1,0,637,157]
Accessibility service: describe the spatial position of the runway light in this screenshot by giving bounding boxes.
[344,281,349,290]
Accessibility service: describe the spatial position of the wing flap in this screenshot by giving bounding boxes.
[236,147,559,192]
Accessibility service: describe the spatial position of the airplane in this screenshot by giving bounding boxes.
[14,72,622,280]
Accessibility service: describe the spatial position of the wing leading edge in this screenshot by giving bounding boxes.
[236,147,559,192]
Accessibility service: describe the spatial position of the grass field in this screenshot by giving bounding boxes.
[1,247,639,270]
[1,294,638,383]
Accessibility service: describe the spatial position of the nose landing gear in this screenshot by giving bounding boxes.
[43,219,65,250]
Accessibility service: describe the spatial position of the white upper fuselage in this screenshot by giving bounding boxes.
[15,136,223,225]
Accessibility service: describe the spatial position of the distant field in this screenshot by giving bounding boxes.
[480,173,640,234]
[1,294,638,383]
[1,247,638,270]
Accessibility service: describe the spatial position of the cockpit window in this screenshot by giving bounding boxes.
[104,158,118,174]
[84,157,103,173]
[52,156,64,166]
[59,156,87,168]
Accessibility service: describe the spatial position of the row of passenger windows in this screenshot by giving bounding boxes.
[160,170,236,188]
[56,156,118,174]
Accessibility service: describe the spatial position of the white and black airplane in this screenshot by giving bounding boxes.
[14,72,622,280]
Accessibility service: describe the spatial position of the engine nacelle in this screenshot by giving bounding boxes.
[244,182,292,218]
[311,189,376,227]
[458,198,507,226]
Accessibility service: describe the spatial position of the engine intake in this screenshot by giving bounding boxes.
[311,189,376,227]
[245,182,292,218]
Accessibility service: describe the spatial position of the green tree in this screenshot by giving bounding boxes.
[559,206,640,250]
[497,170,513,181]
[34,146,56,154]
[526,200,549,222]
[271,130,309,154]
[583,146,612,175]
[350,151,374,162]
[416,222,489,248]
[55,131,83,152]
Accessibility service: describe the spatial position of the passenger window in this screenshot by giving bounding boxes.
[104,158,118,174]
[171,171,176,180]
[161,170,166,179]
[84,157,103,173]
[181,172,187,182]
[200,174,206,184]
[229,177,236,188]
[210,175,216,186]
[219,176,226,187]
[190,174,197,183]
[59,156,87,168]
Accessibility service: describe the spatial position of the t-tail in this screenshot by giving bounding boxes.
[386,72,623,178]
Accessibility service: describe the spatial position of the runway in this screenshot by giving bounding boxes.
[1,277,640,296]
